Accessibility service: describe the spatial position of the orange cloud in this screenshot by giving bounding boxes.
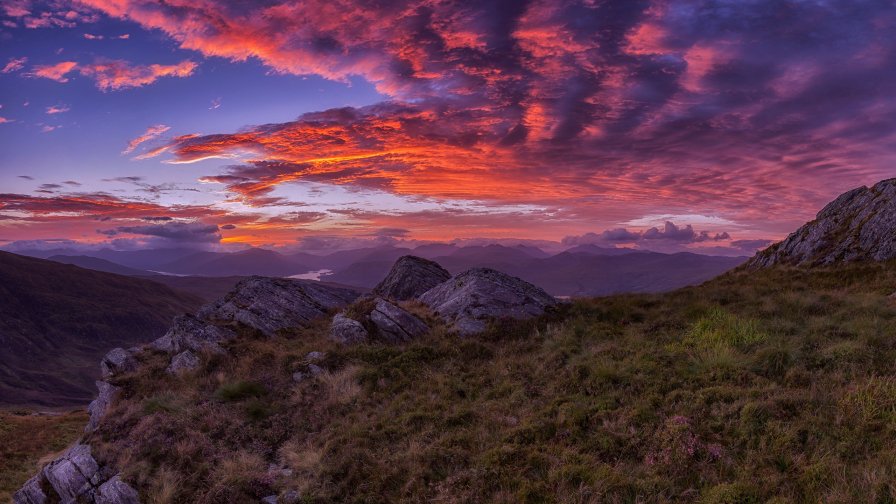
[123,124,170,154]
[79,60,197,91]
[2,57,27,73]
[28,61,78,82]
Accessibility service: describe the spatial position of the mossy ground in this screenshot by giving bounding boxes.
[61,262,896,502]
[0,409,88,501]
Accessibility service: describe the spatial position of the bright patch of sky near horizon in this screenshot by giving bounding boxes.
[1,0,894,255]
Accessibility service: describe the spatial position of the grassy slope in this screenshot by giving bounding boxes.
[85,262,896,503]
[0,410,88,502]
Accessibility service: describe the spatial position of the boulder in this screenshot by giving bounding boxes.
[166,350,200,375]
[15,445,140,504]
[151,314,235,355]
[87,381,120,432]
[372,255,451,301]
[95,475,140,504]
[369,298,429,343]
[13,474,47,504]
[748,178,896,267]
[419,268,558,335]
[100,348,138,379]
[329,313,369,345]
[197,277,359,336]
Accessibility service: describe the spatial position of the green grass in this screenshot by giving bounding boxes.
[81,261,896,503]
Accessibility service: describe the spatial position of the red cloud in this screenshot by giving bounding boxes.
[79,60,197,91]
[2,57,27,74]
[27,61,78,82]
[123,124,170,154]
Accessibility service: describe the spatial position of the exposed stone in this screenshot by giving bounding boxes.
[87,381,120,432]
[151,314,235,355]
[166,350,200,375]
[282,490,301,504]
[13,474,47,504]
[261,496,278,504]
[43,444,103,503]
[197,276,360,336]
[329,313,369,345]
[419,268,558,336]
[305,351,325,362]
[100,348,138,379]
[369,298,429,343]
[748,178,896,267]
[16,444,140,504]
[372,255,451,301]
[95,475,140,504]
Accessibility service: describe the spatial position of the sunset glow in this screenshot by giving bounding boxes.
[2,0,895,254]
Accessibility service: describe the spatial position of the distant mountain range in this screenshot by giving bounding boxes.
[14,243,747,297]
[0,251,203,407]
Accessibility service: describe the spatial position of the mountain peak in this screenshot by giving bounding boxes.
[748,178,896,268]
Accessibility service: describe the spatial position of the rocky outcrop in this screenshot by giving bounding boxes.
[151,314,235,354]
[419,268,558,335]
[369,298,429,343]
[748,178,896,267]
[329,313,369,344]
[86,381,120,433]
[372,255,451,301]
[100,348,138,379]
[14,444,139,504]
[197,277,359,336]
[166,350,200,374]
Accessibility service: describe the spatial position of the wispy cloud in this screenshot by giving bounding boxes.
[27,61,77,82]
[45,104,70,114]
[2,57,27,74]
[122,124,170,154]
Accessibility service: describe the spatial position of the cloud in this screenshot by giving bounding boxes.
[0,117,11,124]
[84,33,103,40]
[731,239,774,252]
[46,104,70,114]
[2,57,27,74]
[112,221,222,244]
[79,59,197,91]
[27,61,78,82]
[17,175,34,180]
[563,222,732,247]
[122,124,170,154]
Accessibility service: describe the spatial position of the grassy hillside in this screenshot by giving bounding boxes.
[84,262,896,503]
[0,251,204,406]
[0,410,88,502]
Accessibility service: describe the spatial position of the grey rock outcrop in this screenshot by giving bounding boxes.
[151,314,235,355]
[86,381,120,432]
[372,255,451,301]
[419,268,558,335]
[369,298,429,343]
[14,444,139,504]
[100,348,138,379]
[197,276,359,336]
[166,350,200,375]
[748,178,896,267]
[329,313,369,344]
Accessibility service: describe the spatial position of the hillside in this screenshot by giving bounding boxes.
[47,255,153,276]
[0,251,203,407]
[60,261,896,503]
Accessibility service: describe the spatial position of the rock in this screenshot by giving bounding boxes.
[43,444,103,503]
[13,474,47,504]
[369,298,429,343]
[419,268,558,336]
[166,350,200,375]
[748,178,896,267]
[305,351,325,362]
[15,445,140,504]
[100,348,138,379]
[372,255,451,301]
[87,381,120,432]
[95,475,140,504]
[261,496,278,504]
[329,313,369,345]
[151,314,235,355]
[282,490,301,503]
[293,363,324,383]
[197,276,359,336]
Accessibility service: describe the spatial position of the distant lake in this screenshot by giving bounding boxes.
[290,269,332,281]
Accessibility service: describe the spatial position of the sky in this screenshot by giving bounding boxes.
[0,0,894,255]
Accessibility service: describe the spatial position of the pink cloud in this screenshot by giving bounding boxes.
[27,61,78,82]
[123,124,171,154]
[79,60,197,91]
[45,105,70,114]
[2,57,28,74]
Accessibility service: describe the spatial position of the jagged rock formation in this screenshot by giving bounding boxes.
[100,348,138,379]
[369,298,429,343]
[86,381,120,433]
[372,255,451,301]
[329,313,369,344]
[166,350,200,374]
[419,268,558,335]
[748,178,896,267]
[151,314,235,354]
[14,444,139,504]
[198,276,359,336]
